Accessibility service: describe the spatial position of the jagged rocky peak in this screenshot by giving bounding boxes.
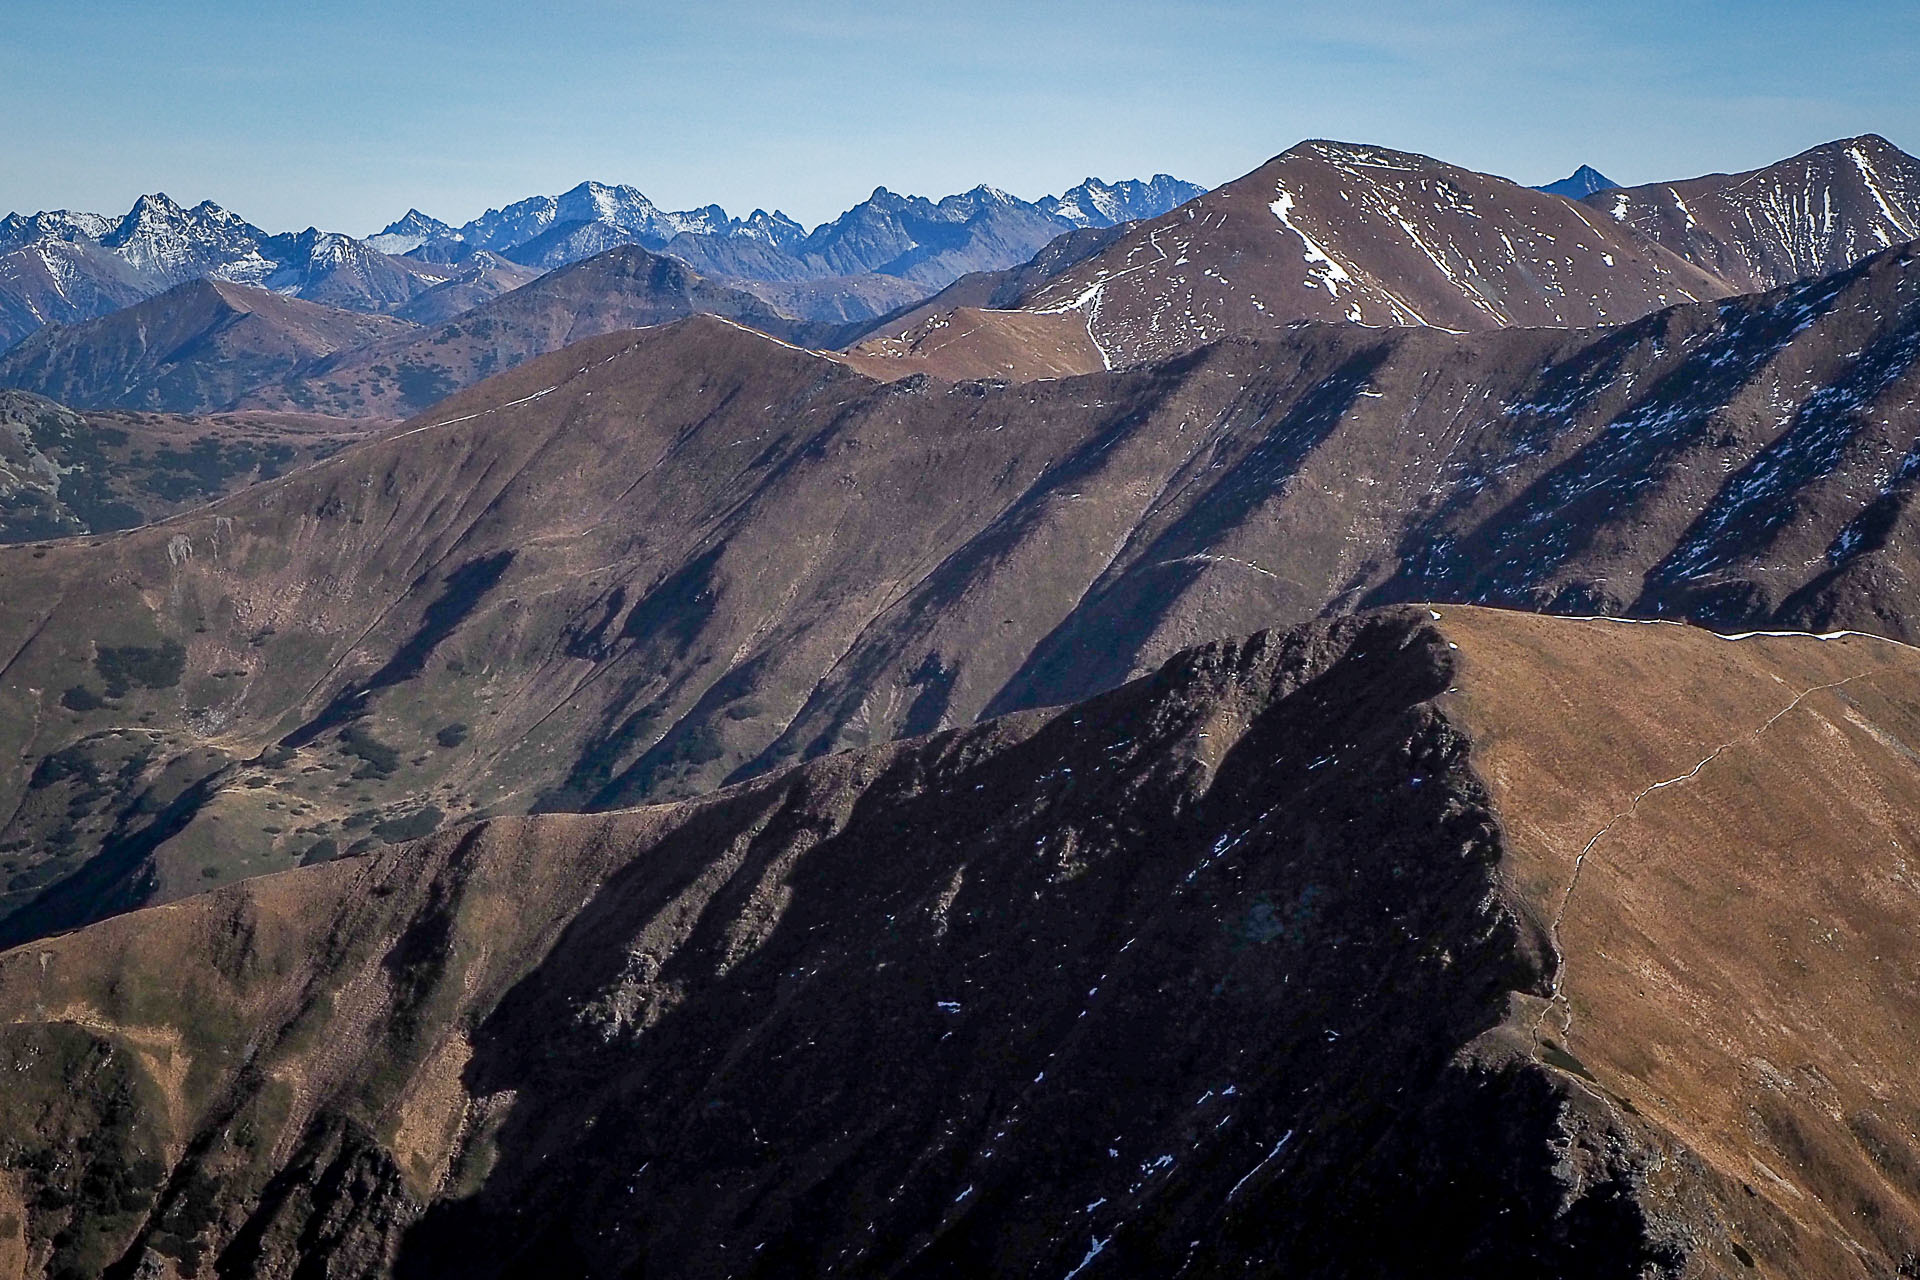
[736,207,805,246]
[1040,173,1205,226]
[0,207,118,250]
[1533,164,1619,198]
[552,179,658,225]
[369,208,456,254]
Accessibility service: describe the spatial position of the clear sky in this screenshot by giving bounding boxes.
[4,0,1915,236]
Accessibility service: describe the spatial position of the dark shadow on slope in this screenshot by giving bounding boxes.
[380,613,1655,1280]
[1375,265,1861,611]
[1636,305,1920,625]
[984,345,1388,717]
[726,356,1205,779]
[530,546,729,813]
[0,763,229,948]
[279,551,515,749]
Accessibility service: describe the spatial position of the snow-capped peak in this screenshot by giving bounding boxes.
[1039,174,1205,228]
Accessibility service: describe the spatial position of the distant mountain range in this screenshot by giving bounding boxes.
[6,132,1920,1279]
[5,137,1917,421]
[258,244,856,418]
[0,244,854,417]
[377,175,1203,275]
[376,175,1205,321]
[0,194,450,349]
[0,175,1204,353]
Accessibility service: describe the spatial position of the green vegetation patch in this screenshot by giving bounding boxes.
[395,362,457,410]
[60,685,104,712]
[340,724,400,778]
[373,805,443,843]
[94,641,187,697]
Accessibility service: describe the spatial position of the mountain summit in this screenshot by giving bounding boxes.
[1533,164,1618,198]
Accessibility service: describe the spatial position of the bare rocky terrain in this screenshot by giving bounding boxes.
[1005,139,1735,363]
[871,135,1920,380]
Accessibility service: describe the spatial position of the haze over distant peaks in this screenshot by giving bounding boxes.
[366,177,1191,298]
[1038,174,1206,226]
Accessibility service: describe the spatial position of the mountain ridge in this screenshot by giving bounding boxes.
[871,134,1920,381]
[0,607,1914,1277]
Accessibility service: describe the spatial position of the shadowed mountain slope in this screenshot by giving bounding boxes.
[0,280,413,413]
[0,608,1914,1278]
[1,244,1918,944]
[1590,134,1920,292]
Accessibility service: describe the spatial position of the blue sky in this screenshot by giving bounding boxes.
[4,0,1915,235]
